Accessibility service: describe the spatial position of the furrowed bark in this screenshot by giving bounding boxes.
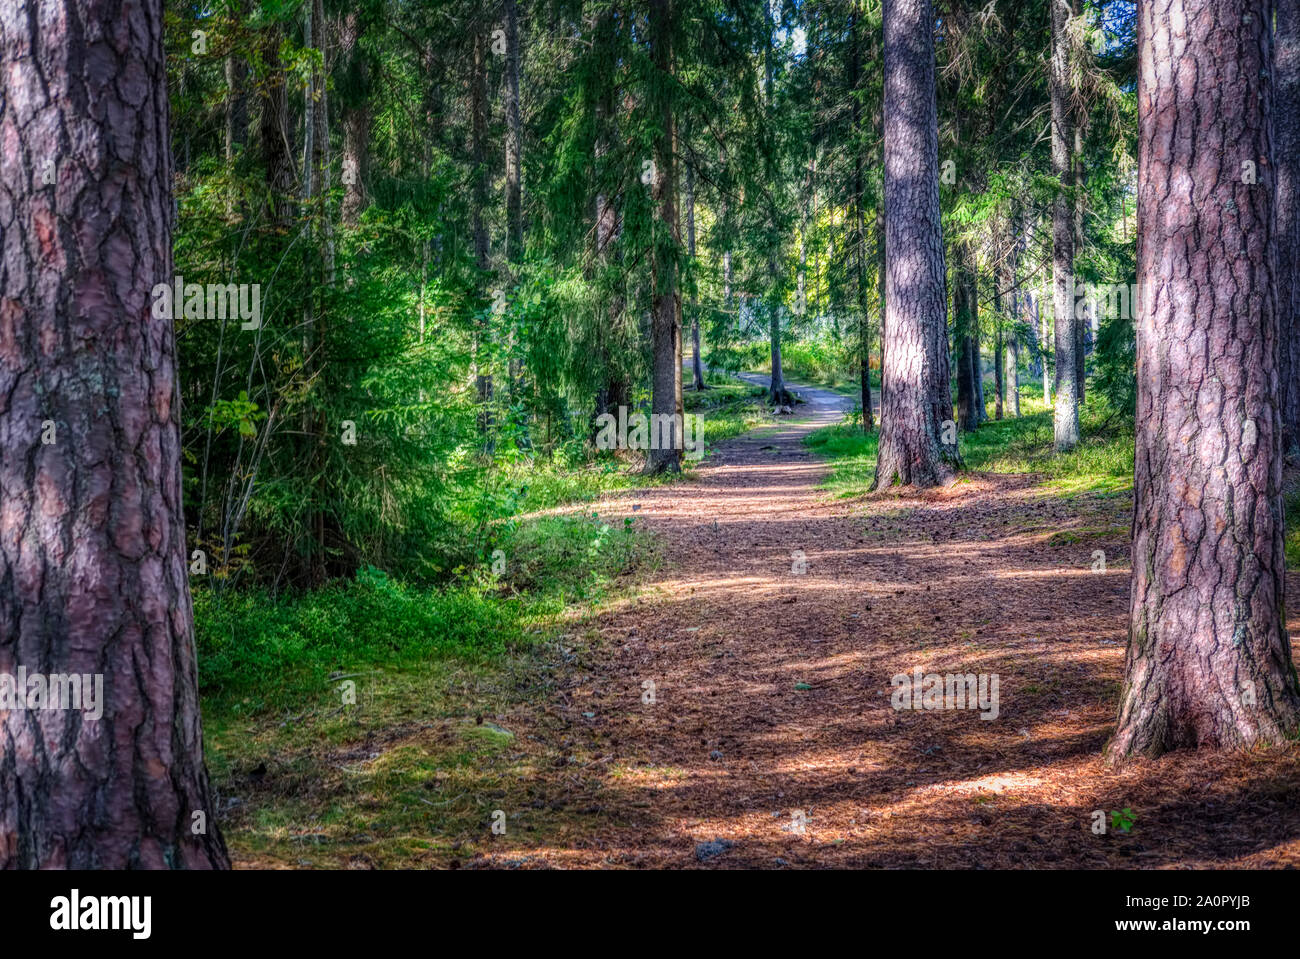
[1111,0,1300,758]
[872,0,959,489]
[0,0,229,868]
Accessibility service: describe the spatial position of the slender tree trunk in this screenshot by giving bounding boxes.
[1050,0,1080,449]
[1073,120,1087,403]
[340,11,371,227]
[0,0,229,868]
[503,0,529,449]
[994,330,1004,420]
[1072,0,1088,404]
[594,79,630,424]
[763,4,793,409]
[1002,254,1020,418]
[646,0,683,473]
[1006,333,1019,416]
[873,0,959,489]
[224,4,248,166]
[954,242,979,432]
[972,279,984,424]
[223,43,247,218]
[418,41,441,343]
[301,0,333,585]
[1038,292,1051,406]
[851,10,873,429]
[259,25,295,229]
[1111,0,1300,759]
[504,0,523,266]
[876,206,887,426]
[1278,0,1300,455]
[471,30,494,450]
[686,157,706,390]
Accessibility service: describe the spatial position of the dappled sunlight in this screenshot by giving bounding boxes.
[382,385,1300,871]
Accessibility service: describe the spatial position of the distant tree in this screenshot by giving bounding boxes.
[1050,0,1080,450]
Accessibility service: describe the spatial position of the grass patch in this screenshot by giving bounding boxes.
[685,373,774,446]
[199,508,656,868]
[805,422,880,499]
[806,384,1134,498]
[203,657,561,869]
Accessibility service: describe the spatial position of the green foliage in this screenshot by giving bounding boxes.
[1093,310,1137,416]
[195,510,654,713]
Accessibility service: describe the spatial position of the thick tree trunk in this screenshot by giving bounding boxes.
[0,0,229,868]
[1050,0,1080,449]
[646,0,683,474]
[1278,0,1300,455]
[1111,0,1300,758]
[873,0,959,489]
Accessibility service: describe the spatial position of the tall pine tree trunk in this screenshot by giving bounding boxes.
[686,157,706,391]
[646,0,683,473]
[224,3,248,166]
[1050,0,1080,449]
[340,10,371,227]
[0,0,229,868]
[260,25,295,229]
[1111,0,1300,758]
[873,0,959,489]
[851,9,873,429]
[504,0,529,448]
[504,0,523,267]
[954,242,981,432]
[1006,332,1019,417]
[470,30,494,451]
[876,206,888,426]
[994,330,1004,420]
[763,3,793,409]
[1277,0,1300,455]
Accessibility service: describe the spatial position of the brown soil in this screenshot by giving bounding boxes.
[470,381,1300,869]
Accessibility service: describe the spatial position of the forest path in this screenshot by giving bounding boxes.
[481,376,1300,869]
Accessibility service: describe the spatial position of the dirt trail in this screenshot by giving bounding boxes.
[485,378,1300,869]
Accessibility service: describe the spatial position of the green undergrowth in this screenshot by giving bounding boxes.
[807,384,1134,499]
